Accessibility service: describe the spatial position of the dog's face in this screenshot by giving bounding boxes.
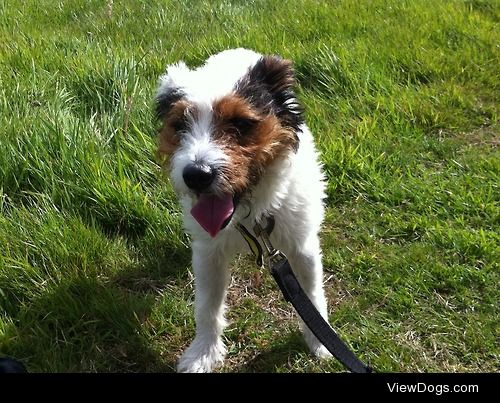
[155,49,303,237]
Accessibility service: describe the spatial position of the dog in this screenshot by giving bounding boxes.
[155,48,330,372]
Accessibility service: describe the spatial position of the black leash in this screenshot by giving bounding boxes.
[236,217,372,373]
[270,256,372,373]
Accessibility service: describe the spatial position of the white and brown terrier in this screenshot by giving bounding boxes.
[156,48,330,372]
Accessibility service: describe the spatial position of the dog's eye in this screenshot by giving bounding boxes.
[229,117,258,136]
[172,118,188,133]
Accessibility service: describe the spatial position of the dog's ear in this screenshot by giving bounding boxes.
[238,55,304,132]
[156,87,185,121]
[155,62,189,120]
[251,56,296,98]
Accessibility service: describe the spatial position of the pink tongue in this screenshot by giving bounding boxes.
[191,194,234,238]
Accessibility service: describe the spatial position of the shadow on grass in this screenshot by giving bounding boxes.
[2,276,174,372]
[232,332,309,373]
[1,238,192,372]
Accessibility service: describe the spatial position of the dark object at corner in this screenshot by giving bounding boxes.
[0,357,28,373]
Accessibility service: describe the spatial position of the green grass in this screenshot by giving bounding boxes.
[0,0,498,372]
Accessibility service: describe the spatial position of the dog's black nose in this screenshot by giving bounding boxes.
[183,163,215,191]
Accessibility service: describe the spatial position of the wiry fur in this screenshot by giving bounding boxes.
[156,48,331,372]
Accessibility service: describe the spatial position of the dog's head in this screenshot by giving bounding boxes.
[155,49,303,237]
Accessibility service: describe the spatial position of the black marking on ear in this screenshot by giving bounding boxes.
[155,88,185,120]
[235,55,304,135]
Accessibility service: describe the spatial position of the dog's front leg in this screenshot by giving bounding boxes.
[177,244,230,373]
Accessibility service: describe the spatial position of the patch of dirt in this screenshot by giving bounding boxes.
[462,124,499,148]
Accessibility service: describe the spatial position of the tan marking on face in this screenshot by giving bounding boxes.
[212,94,298,194]
[157,100,192,161]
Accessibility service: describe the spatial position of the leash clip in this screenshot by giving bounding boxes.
[253,218,287,271]
[267,249,288,271]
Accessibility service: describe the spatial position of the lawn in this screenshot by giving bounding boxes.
[0,0,498,372]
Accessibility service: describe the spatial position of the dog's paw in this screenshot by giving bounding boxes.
[306,335,333,359]
[302,327,332,359]
[310,343,332,359]
[176,338,226,373]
